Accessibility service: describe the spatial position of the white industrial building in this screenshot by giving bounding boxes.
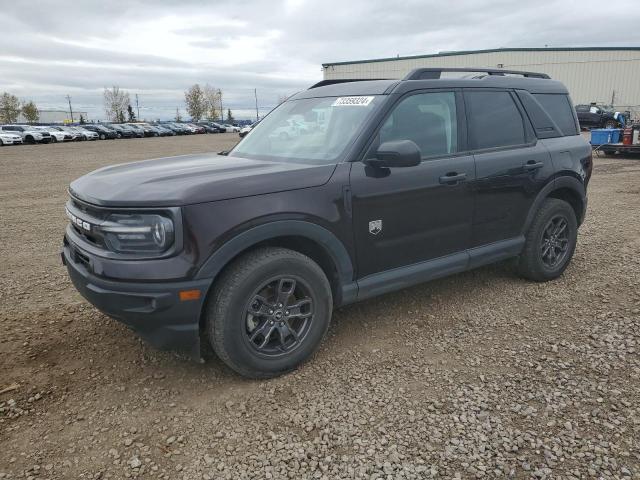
[322,47,640,115]
[16,109,88,124]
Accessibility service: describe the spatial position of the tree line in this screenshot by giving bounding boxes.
[1,84,240,125]
[0,92,40,124]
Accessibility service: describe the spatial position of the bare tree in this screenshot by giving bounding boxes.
[0,92,21,123]
[184,84,207,121]
[21,100,40,124]
[203,84,222,120]
[103,86,130,123]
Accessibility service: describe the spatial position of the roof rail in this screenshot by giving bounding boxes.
[403,67,550,80]
[308,78,388,89]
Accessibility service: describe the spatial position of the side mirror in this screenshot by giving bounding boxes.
[365,140,421,168]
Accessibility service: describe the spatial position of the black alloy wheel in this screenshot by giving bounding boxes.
[518,198,577,282]
[206,247,332,378]
[244,277,314,356]
[540,215,570,268]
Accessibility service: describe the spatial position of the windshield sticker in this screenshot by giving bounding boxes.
[332,96,374,107]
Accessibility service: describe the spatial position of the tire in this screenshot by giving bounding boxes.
[206,247,333,378]
[0,139,3,146]
[51,136,58,143]
[100,134,106,140]
[518,198,578,282]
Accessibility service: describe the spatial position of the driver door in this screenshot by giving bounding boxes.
[349,90,475,279]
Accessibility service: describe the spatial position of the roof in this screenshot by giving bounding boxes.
[322,46,640,67]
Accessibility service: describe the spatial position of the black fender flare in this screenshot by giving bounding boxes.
[522,176,586,234]
[194,220,356,301]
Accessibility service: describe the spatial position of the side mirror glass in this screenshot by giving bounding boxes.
[365,140,421,168]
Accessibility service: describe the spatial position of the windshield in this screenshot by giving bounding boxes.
[230,95,381,164]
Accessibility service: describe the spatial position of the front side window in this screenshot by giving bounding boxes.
[230,95,382,164]
[380,92,457,158]
[466,91,526,150]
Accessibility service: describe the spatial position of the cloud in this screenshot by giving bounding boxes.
[0,0,639,120]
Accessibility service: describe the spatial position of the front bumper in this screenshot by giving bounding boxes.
[62,241,211,360]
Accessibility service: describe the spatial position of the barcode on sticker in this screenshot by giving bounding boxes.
[332,96,374,107]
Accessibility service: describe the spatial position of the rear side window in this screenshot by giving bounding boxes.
[533,94,578,136]
[465,91,526,150]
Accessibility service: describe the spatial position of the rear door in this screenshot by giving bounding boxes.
[465,89,553,247]
[350,90,475,278]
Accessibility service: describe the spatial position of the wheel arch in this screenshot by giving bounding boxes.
[195,221,356,308]
[523,176,586,234]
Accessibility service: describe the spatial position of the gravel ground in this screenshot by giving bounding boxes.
[0,136,639,480]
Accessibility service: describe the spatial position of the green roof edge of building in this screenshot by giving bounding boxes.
[322,46,640,68]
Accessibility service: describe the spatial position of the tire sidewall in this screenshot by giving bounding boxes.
[210,255,332,376]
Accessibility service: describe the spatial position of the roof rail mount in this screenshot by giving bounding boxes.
[404,67,550,80]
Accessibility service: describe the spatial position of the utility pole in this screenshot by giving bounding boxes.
[66,95,74,123]
[254,88,259,122]
[218,89,224,122]
[135,94,140,120]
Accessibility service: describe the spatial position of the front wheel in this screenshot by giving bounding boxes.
[518,198,578,282]
[51,136,58,143]
[206,247,332,378]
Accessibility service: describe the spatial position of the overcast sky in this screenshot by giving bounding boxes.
[1,0,639,121]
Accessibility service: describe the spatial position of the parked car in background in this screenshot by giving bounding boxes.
[222,124,240,133]
[575,104,622,129]
[0,131,23,146]
[195,122,218,134]
[165,122,191,135]
[82,124,118,140]
[152,124,175,136]
[124,124,145,138]
[239,121,259,138]
[104,124,132,139]
[75,127,99,141]
[57,126,83,141]
[0,125,51,144]
[33,126,73,143]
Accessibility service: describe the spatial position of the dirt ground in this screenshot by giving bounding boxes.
[0,135,638,480]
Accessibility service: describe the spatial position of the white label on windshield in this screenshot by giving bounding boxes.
[332,96,374,107]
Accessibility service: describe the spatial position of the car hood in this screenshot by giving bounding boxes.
[69,153,337,207]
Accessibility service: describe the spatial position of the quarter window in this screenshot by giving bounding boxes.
[466,91,526,150]
[534,94,578,136]
[380,92,457,158]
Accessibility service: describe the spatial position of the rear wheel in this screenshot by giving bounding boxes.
[518,198,577,282]
[206,247,332,378]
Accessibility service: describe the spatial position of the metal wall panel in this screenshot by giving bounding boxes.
[323,50,640,114]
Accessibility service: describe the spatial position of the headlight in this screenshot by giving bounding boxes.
[100,213,174,254]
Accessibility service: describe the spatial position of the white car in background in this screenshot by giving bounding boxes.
[239,121,259,138]
[33,126,73,143]
[0,131,23,146]
[0,124,51,144]
[222,124,240,133]
[69,126,99,141]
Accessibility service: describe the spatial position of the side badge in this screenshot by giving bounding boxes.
[369,219,382,235]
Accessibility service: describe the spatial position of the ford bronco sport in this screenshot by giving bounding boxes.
[62,67,591,378]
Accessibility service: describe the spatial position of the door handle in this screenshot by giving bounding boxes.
[439,172,467,185]
[524,160,544,171]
